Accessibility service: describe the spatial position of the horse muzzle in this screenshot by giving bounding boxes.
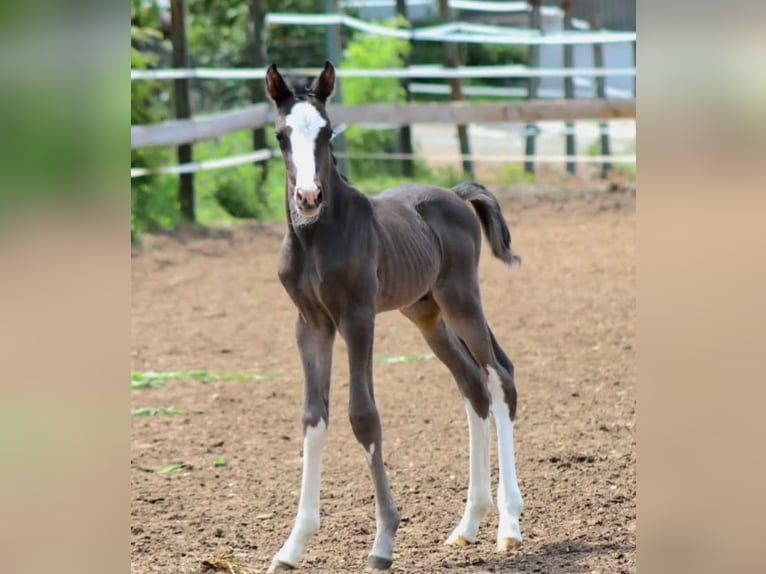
[295,187,323,215]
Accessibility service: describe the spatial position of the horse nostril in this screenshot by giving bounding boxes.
[295,190,304,204]
[316,191,323,205]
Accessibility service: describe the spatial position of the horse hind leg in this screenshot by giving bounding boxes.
[432,285,524,552]
[486,348,523,551]
[401,297,493,546]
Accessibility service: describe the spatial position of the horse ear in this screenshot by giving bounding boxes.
[265,64,293,104]
[312,61,336,103]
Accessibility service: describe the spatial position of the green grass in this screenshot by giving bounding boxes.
[156,463,192,475]
[612,163,636,179]
[193,130,284,226]
[496,163,536,186]
[377,353,435,365]
[586,140,636,179]
[131,370,269,390]
[131,406,187,417]
[213,457,227,468]
[349,163,464,195]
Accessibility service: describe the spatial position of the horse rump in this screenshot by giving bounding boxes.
[452,182,522,267]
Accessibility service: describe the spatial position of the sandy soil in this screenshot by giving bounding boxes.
[131,187,635,574]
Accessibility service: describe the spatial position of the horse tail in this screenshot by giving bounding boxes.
[452,182,521,267]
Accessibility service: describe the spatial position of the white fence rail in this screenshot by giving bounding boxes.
[131,150,634,179]
[263,12,635,45]
[131,5,636,182]
[131,64,635,82]
[130,150,273,178]
[340,0,593,28]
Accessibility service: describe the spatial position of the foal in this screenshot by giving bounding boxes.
[265,62,523,572]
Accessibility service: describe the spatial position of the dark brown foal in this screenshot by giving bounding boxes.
[265,61,523,573]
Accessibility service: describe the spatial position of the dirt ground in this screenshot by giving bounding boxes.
[131,186,635,574]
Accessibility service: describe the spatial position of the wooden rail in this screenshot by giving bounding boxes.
[132,100,635,150]
[131,104,271,150]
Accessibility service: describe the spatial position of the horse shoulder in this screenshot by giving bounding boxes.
[315,202,379,307]
[277,233,307,295]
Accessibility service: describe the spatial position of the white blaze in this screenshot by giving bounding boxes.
[284,102,327,192]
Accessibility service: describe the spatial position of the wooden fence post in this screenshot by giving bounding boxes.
[593,42,612,177]
[324,0,350,178]
[632,40,637,97]
[437,0,473,179]
[563,1,576,175]
[170,0,194,222]
[395,0,414,177]
[592,2,612,178]
[247,0,269,198]
[524,0,542,175]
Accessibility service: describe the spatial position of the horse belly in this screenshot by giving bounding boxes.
[375,232,441,313]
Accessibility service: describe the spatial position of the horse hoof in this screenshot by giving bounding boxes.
[365,555,393,571]
[496,537,522,552]
[446,535,471,547]
[268,560,296,573]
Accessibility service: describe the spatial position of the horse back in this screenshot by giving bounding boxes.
[371,185,478,312]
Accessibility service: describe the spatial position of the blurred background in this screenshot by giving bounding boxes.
[131,0,636,239]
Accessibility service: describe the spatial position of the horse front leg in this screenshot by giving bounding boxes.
[270,314,335,572]
[341,307,401,571]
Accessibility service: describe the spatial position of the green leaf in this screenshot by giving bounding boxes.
[214,457,227,468]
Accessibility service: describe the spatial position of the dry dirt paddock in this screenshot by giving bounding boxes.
[131,188,635,574]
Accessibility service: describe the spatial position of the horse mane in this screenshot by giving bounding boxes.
[287,76,313,98]
[329,142,351,184]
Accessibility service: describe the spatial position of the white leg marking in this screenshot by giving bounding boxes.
[487,366,523,550]
[446,400,492,545]
[362,442,375,465]
[272,419,328,568]
[285,102,327,192]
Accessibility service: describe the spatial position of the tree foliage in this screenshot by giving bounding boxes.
[341,17,411,178]
[131,1,177,237]
[130,1,529,233]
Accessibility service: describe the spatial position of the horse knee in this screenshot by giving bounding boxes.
[501,359,517,419]
[503,358,515,381]
[504,382,518,421]
[459,371,491,419]
[349,408,381,448]
[302,405,328,431]
[301,415,328,449]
